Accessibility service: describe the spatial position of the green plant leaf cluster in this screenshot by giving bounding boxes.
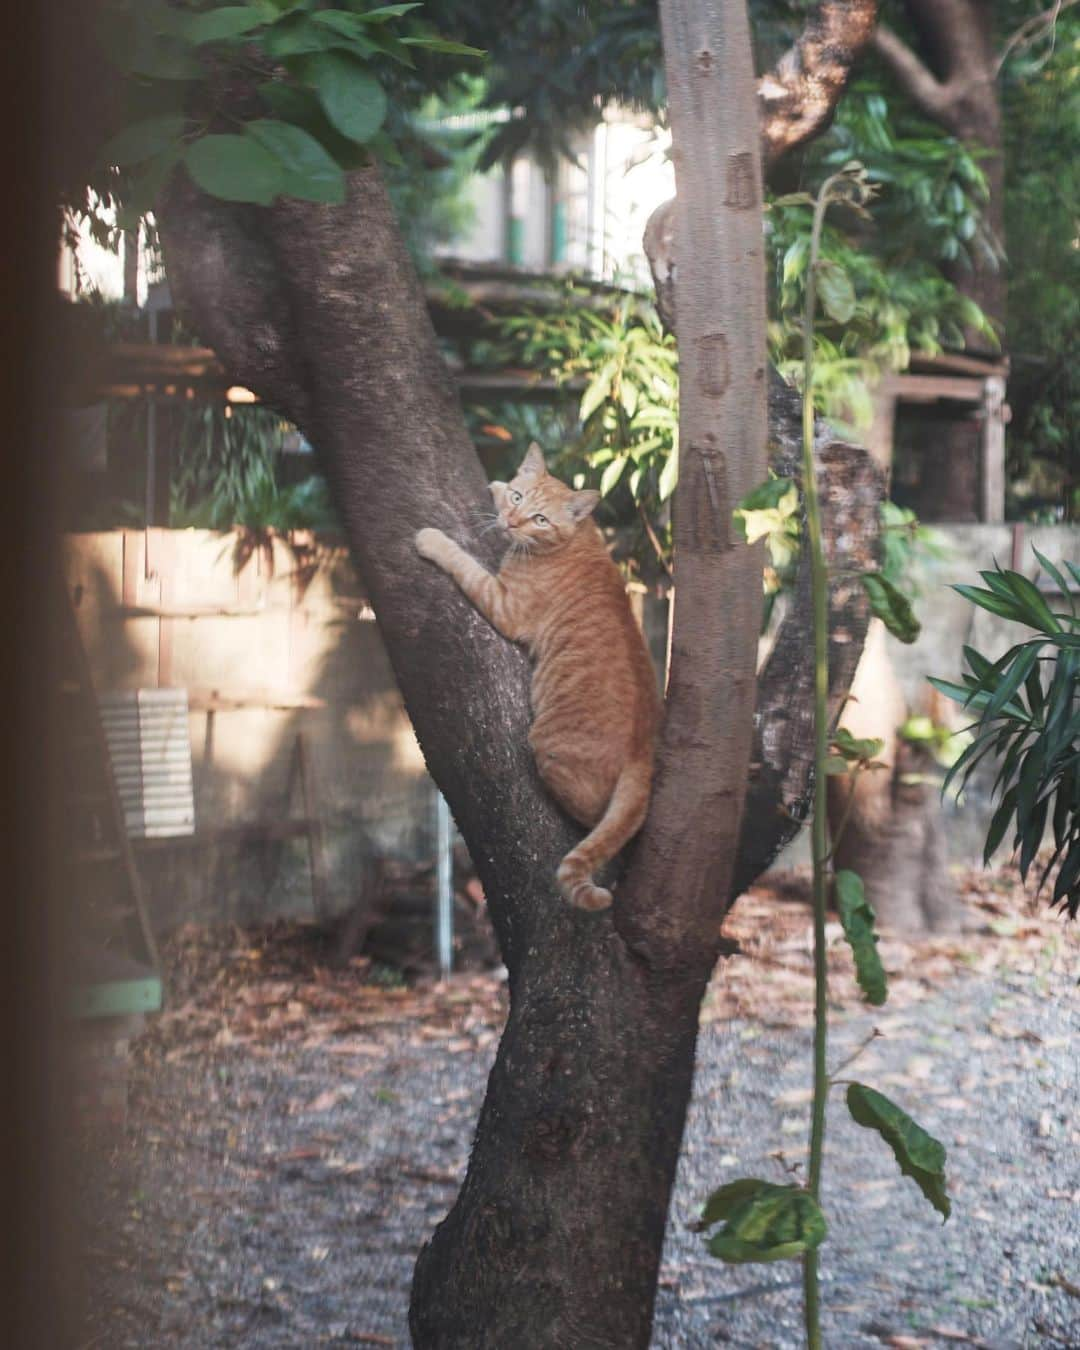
[846,1083,951,1221]
[98,0,484,211]
[170,403,338,533]
[765,79,997,435]
[825,727,886,777]
[496,288,679,568]
[930,551,1080,917]
[697,1178,827,1265]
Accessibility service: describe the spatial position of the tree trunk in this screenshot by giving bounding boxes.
[158,53,879,1343]
[826,620,966,933]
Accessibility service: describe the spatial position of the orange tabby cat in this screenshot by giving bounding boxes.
[415,443,660,910]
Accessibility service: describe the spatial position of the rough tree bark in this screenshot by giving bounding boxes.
[156,6,882,1343]
[644,0,879,288]
[758,0,879,166]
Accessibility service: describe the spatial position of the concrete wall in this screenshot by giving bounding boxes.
[66,521,1078,928]
[64,529,436,930]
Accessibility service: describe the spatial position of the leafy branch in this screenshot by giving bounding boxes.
[98,0,484,214]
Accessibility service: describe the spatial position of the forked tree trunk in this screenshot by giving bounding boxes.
[157,8,881,1336]
[414,3,770,1339]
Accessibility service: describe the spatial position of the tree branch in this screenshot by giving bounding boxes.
[730,385,882,898]
[616,0,767,968]
[870,22,958,123]
[642,203,882,909]
[158,173,312,428]
[997,0,1080,75]
[759,0,879,165]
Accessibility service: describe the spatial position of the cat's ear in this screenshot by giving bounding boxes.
[518,442,547,478]
[567,489,601,521]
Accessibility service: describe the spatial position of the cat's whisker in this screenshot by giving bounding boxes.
[473,518,506,540]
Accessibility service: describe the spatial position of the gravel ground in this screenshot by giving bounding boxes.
[79,869,1079,1349]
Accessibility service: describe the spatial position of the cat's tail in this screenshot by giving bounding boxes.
[556,760,652,911]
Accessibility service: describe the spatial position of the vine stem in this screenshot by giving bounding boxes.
[801,169,846,1350]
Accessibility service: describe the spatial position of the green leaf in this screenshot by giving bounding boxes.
[1032,549,1075,614]
[658,449,678,502]
[833,728,886,762]
[926,676,971,707]
[701,1180,827,1265]
[129,32,203,79]
[993,568,1062,634]
[737,476,797,514]
[834,871,887,1006]
[366,129,404,167]
[304,52,387,142]
[186,6,265,43]
[309,10,380,54]
[100,114,187,167]
[126,145,183,215]
[984,784,1018,864]
[599,457,625,497]
[898,715,935,743]
[846,1083,950,1220]
[579,359,616,422]
[816,258,856,324]
[697,1177,771,1229]
[952,583,1029,625]
[263,15,336,56]
[244,119,346,203]
[862,572,921,644]
[782,235,809,285]
[348,2,424,18]
[400,36,487,56]
[982,644,1039,724]
[184,134,284,204]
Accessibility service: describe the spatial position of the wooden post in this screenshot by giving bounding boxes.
[867,376,898,477]
[295,732,330,921]
[981,374,1007,522]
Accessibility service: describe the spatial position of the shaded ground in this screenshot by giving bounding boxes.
[79,868,1079,1348]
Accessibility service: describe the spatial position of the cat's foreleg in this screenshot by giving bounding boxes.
[415,528,514,635]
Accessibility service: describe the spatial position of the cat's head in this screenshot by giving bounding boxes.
[490,443,601,554]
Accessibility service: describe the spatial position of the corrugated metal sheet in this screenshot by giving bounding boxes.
[98,688,195,839]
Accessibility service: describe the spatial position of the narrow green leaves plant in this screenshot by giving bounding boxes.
[931,551,1080,917]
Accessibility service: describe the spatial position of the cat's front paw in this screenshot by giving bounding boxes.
[415,527,450,562]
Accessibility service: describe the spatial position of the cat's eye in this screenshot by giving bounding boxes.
[510,490,522,503]
[533,514,548,526]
